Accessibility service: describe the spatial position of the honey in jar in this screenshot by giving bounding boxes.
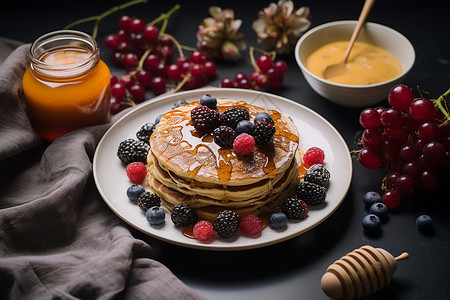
[23,30,111,140]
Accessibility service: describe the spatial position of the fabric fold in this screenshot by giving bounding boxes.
[0,40,206,300]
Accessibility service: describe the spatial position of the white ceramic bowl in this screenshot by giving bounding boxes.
[295,21,415,107]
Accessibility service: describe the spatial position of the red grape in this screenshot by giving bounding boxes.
[380,108,402,128]
[410,98,436,122]
[395,175,416,196]
[418,122,439,142]
[388,84,414,110]
[358,147,384,169]
[359,108,381,129]
[382,190,401,209]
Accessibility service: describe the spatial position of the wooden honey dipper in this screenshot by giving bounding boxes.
[321,245,409,299]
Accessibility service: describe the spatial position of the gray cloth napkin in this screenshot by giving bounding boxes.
[0,40,206,300]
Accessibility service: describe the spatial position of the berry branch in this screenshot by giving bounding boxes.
[64,0,148,39]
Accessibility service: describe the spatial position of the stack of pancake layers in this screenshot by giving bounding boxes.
[147,99,301,221]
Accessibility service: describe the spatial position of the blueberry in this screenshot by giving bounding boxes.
[235,120,255,135]
[172,99,187,109]
[155,114,163,125]
[269,212,288,230]
[200,94,217,109]
[127,184,145,201]
[369,202,389,223]
[416,215,433,233]
[146,206,166,225]
[363,191,382,209]
[254,112,274,126]
[362,214,381,235]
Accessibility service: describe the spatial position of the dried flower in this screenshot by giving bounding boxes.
[197,6,246,61]
[252,1,311,54]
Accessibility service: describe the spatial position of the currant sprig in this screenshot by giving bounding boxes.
[64,0,148,39]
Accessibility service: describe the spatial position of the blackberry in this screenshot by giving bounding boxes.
[117,138,150,164]
[282,195,308,220]
[213,126,237,148]
[221,107,250,129]
[296,181,327,205]
[253,121,276,145]
[213,210,240,238]
[171,204,198,227]
[304,164,330,188]
[136,122,156,144]
[137,192,161,212]
[191,105,221,132]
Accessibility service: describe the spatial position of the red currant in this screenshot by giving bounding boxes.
[118,15,132,31]
[257,55,273,73]
[144,25,159,43]
[130,18,146,33]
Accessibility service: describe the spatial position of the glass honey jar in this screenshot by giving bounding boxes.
[23,30,111,140]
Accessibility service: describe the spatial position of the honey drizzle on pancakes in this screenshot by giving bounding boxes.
[151,100,299,203]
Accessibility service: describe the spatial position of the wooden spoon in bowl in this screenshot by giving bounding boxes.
[323,0,376,80]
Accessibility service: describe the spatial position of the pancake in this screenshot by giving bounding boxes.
[147,98,301,221]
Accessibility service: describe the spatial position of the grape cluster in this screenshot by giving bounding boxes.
[220,54,287,90]
[104,15,217,114]
[357,84,450,209]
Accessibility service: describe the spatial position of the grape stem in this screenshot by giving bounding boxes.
[64,0,148,39]
[434,88,450,121]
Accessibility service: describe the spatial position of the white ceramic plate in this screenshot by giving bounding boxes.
[93,88,352,250]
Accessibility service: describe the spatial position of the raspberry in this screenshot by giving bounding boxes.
[239,214,263,235]
[253,121,275,145]
[193,220,214,241]
[213,126,237,148]
[221,107,250,129]
[233,133,255,156]
[191,105,221,132]
[303,147,325,166]
[126,162,147,184]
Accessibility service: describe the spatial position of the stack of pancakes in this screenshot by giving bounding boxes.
[147,99,301,221]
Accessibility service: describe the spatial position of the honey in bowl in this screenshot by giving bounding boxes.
[22,30,111,141]
[306,41,402,85]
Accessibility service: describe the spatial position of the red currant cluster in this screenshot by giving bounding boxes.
[104,14,217,114]
[357,84,450,209]
[220,54,287,90]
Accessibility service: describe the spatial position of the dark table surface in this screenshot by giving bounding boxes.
[2,0,449,299]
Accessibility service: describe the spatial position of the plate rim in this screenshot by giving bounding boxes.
[93,87,353,251]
